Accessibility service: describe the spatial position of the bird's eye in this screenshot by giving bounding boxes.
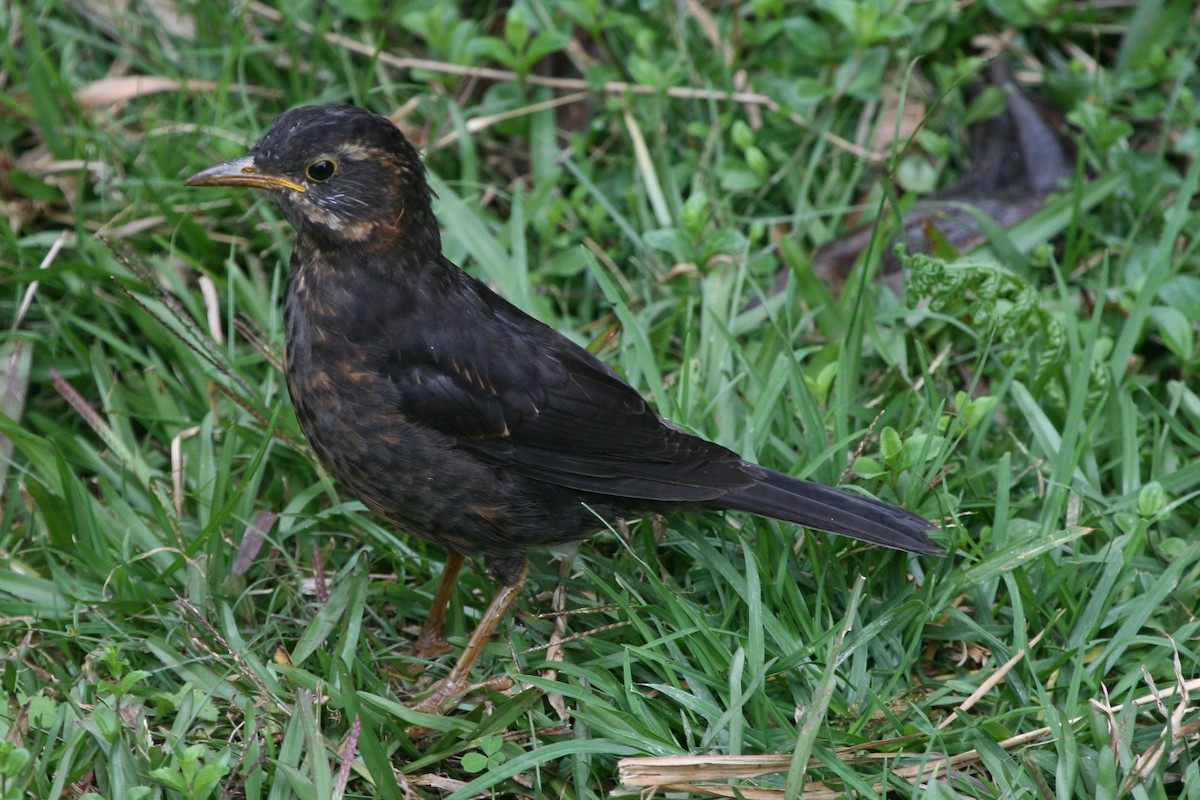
[305,159,337,182]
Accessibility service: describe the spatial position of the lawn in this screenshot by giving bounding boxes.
[2,1,1199,798]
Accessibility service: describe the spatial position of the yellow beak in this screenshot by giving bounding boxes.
[185,155,306,193]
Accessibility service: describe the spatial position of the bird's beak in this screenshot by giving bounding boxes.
[185,155,306,193]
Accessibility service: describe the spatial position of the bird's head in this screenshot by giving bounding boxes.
[187,105,437,255]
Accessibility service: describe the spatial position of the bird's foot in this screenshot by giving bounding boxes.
[408,631,454,663]
[404,639,454,683]
[409,673,515,719]
[404,553,465,677]
[408,559,528,717]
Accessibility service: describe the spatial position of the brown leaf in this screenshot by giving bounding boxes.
[75,75,218,109]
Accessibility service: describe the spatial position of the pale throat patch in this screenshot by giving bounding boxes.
[298,196,379,241]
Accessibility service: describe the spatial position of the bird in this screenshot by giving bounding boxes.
[186,104,940,712]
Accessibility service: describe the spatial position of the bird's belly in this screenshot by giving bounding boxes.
[283,347,486,545]
[283,346,615,559]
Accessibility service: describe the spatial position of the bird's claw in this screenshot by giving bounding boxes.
[409,633,454,662]
[409,673,515,720]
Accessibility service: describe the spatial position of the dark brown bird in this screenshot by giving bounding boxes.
[187,104,940,711]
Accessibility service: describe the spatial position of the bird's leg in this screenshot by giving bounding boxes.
[410,552,465,661]
[412,558,528,713]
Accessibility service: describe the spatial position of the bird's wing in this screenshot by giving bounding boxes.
[380,269,752,502]
[373,265,938,555]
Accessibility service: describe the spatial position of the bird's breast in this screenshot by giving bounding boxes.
[280,273,545,556]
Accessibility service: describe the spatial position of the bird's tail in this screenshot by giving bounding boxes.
[715,464,941,554]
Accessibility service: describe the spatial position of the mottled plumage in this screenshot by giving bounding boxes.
[188,104,940,708]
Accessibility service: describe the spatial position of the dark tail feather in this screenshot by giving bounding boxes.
[716,465,941,555]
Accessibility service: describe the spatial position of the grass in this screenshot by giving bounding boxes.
[2,1,1200,798]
